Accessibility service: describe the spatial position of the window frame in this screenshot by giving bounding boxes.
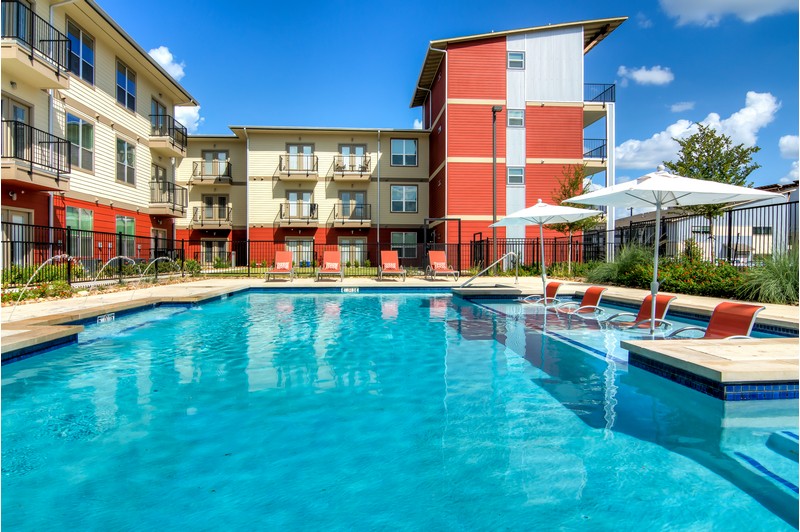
[65,112,94,172]
[507,167,525,185]
[391,232,418,259]
[507,51,525,69]
[201,194,229,220]
[65,206,94,258]
[115,215,136,257]
[116,138,136,185]
[67,19,94,84]
[116,59,137,111]
[390,185,418,213]
[390,138,418,167]
[507,109,525,127]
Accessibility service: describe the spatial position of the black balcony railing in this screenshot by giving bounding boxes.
[2,120,71,176]
[279,202,318,223]
[150,114,188,152]
[584,83,615,103]
[191,160,231,179]
[333,154,371,174]
[191,206,232,226]
[150,180,188,213]
[279,153,318,175]
[584,138,607,159]
[1,0,70,73]
[333,202,371,223]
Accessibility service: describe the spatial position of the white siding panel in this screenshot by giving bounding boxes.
[526,27,584,102]
[507,69,525,109]
[505,186,526,239]
[506,128,525,167]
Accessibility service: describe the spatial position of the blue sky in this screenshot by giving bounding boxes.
[100,0,798,187]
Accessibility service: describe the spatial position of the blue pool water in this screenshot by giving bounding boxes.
[3,292,798,530]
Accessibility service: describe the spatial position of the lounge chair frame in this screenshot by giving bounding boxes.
[604,294,677,330]
[519,281,562,305]
[668,301,765,340]
[265,251,295,282]
[379,250,406,281]
[316,251,344,282]
[425,251,459,281]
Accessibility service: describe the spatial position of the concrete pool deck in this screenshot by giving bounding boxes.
[2,276,798,400]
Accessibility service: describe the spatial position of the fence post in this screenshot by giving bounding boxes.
[247,240,251,277]
[117,231,123,283]
[181,239,185,277]
[65,227,72,285]
[725,210,733,263]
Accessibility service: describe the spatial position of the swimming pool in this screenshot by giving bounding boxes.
[3,291,798,529]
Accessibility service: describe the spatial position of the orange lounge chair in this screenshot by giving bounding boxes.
[551,286,607,316]
[379,250,406,281]
[604,294,677,330]
[668,301,765,339]
[426,250,459,281]
[316,251,344,282]
[519,281,562,305]
[265,251,295,281]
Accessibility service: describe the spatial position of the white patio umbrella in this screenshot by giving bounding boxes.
[490,199,603,293]
[565,167,783,333]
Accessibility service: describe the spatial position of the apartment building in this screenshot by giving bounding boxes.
[414,18,623,245]
[1,0,623,268]
[1,0,196,261]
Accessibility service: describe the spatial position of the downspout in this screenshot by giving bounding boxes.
[376,129,380,247]
[48,0,77,230]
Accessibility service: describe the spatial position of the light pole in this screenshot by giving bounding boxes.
[491,105,503,273]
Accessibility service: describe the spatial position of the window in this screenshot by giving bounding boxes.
[285,238,314,267]
[151,99,167,134]
[202,195,229,220]
[116,139,136,185]
[339,237,367,266]
[338,144,367,171]
[753,226,772,235]
[286,191,313,218]
[65,206,93,257]
[339,191,367,219]
[152,163,167,182]
[201,240,228,265]
[116,59,136,111]
[67,20,94,84]
[507,167,525,185]
[202,150,229,177]
[116,215,135,257]
[286,144,315,172]
[391,139,417,166]
[391,232,417,259]
[66,113,93,171]
[507,109,525,127]
[391,185,417,213]
[507,51,525,69]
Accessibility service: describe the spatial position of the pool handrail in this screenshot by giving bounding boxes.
[460,251,518,287]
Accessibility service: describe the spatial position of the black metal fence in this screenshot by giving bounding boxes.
[1,0,71,73]
[2,120,72,176]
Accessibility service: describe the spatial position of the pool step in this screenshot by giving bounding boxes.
[766,431,799,462]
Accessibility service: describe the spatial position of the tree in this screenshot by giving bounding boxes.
[663,124,761,261]
[551,164,604,275]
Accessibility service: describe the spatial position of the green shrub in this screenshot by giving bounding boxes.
[587,245,653,285]
[212,257,230,269]
[182,259,202,277]
[364,259,371,268]
[659,258,742,298]
[737,250,799,305]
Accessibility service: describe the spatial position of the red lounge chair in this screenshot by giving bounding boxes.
[379,250,406,281]
[552,286,607,316]
[668,301,765,339]
[316,251,344,282]
[519,281,562,305]
[604,294,677,330]
[265,251,294,281]
[426,251,459,281]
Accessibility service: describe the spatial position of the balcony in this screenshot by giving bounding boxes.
[331,154,372,182]
[1,0,70,89]
[275,202,318,227]
[188,206,232,230]
[190,160,232,185]
[1,119,70,191]
[150,114,188,158]
[331,202,371,228]
[583,138,608,176]
[583,83,615,127]
[277,153,318,181]
[149,180,188,217]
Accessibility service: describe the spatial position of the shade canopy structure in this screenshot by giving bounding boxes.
[566,169,783,333]
[490,199,602,291]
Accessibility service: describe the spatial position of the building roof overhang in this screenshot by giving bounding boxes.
[410,16,627,108]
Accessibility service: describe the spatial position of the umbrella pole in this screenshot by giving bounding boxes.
[650,201,662,334]
[539,223,547,299]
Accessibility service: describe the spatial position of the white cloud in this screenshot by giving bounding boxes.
[636,12,653,28]
[148,46,185,81]
[175,106,203,134]
[660,0,797,26]
[616,91,780,170]
[412,118,423,130]
[617,65,674,87]
[778,135,799,159]
[670,101,695,113]
[780,161,798,184]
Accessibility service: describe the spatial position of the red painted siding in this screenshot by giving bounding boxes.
[447,162,506,216]
[526,107,584,159]
[429,171,447,219]
[448,105,506,158]
[427,58,447,129]
[2,192,49,225]
[448,37,506,100]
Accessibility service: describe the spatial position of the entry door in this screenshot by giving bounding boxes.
[285,238,313,267]
[151,228,168,258]
[287,191,312,218]
[340,191,366,219]
[2,97,31,161]
[1,208,32,266]
[203,150,227,176]
[288,144,313,171]
[339,237,367,265]
[340,145,365,171]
